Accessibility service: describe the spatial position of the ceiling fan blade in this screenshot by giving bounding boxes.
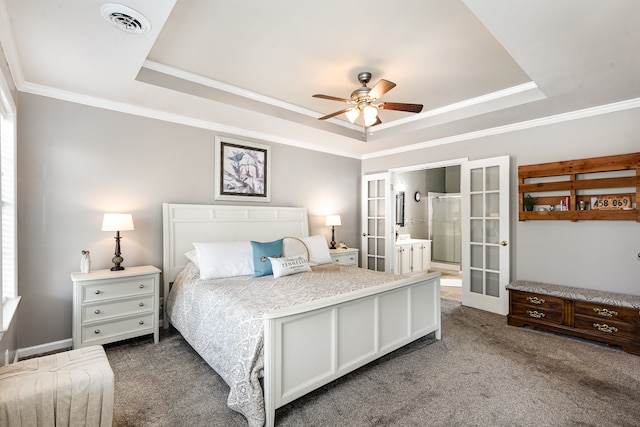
[368,79,396,100]
[370,116,383,127]
[379,102,423,113]
[318,108,351,120]
[313,94,350,103]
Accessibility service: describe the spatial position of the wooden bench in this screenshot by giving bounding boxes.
[507,280,640,355]
[0,345,114,426]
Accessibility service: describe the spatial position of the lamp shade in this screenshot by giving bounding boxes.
[101,213,134,231]
[325,215,342,227]
[363,105,378,126]
[345,108,359,123]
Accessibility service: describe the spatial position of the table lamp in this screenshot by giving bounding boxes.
[102,213,134,271]
[325,215,341,249]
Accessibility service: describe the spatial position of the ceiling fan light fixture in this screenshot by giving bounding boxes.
[363,105,378,126]
[345,108,359,123]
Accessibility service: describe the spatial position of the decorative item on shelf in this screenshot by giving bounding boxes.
[101,213,134,271]
[523,194,538,211]
[578,200,586,211]
[325,214,341,250]
[591,194,632,210]
[80,250,91,274]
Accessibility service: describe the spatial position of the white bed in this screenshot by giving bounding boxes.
[162,203,441,427]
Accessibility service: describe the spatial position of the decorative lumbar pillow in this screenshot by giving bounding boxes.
[301,235,332,265]
[269,255,312,279]
[251,239,283,277]
[193,241,254,279]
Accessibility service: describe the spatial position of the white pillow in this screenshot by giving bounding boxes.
[269,255,312,279]
[301,235,332,265]
[193,241,254,279]
[184,249,199,267]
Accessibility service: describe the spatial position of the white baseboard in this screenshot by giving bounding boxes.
[17,338,73,360]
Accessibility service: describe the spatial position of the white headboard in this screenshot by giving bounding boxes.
[162,203,309,310]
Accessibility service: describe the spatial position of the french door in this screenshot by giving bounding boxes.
[361,173,392,272]
[461,156,511,315]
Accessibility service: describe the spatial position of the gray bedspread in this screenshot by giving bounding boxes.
[165,262,408,427]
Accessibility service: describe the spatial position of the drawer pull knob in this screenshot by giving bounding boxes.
[527,310,545,319]
[593,308,617,317]
[139,320,144,325]
[139,302,144,307]
[139,284,144,289]
[94,329,100,334]
[527,296,545,305]
[593,323,618,333]
[95,290,101,295]
[94,309,101,314]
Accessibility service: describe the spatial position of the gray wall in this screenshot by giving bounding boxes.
[17,93,361,348]
[364,108,640,295]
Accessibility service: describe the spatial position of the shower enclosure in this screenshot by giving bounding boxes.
[428,192,461,269]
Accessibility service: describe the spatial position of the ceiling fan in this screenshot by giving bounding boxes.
[313,72,423,127]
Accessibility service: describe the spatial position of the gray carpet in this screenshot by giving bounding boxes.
[105,299,640,426]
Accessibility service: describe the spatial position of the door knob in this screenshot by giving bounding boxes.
[362,232,368,237]
[499,240,508,246]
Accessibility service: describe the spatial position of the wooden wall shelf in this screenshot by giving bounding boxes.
[518,152,640,222]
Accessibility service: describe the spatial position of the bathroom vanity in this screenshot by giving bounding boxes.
[395,235,431,275]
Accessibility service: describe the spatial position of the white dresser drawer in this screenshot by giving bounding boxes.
[81,276,155,303]
[82,295,154,322]
[332,252,357,265]
[81,313,155,345]
[329,248,359,267]
[71,265,161,349]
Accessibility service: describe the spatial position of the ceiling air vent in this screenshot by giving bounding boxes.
[100,4,151,34]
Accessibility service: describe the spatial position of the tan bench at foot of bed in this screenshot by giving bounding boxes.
[0,345,114,426]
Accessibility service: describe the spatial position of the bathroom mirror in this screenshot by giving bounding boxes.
[395,191,405,226]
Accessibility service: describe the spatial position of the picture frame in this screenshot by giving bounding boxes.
[214,137,271,202]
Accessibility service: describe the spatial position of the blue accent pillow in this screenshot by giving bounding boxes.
[251,239,283,277]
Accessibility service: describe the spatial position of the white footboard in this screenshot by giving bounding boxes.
[263,272,441,427]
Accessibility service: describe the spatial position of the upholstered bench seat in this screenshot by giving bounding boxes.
[0,345,114,426]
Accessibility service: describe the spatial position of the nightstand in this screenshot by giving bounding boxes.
[329,248,359,267]
[71,265,161,349]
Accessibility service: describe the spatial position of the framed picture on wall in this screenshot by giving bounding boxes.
[214,137,271,202]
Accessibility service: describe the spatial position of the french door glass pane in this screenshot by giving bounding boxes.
[485,219,499,244]
[470,244,483,268]
[486,166,500,191]
[470,269,483,294]
[470,194,483,217]
[486,246,499,271]
[470,219,483,243]
[377,238,385,256]
[486,271,500,297]
[470,168,483,192]
[486,193,499,216]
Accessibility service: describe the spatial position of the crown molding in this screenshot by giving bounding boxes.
[362,97,640,160]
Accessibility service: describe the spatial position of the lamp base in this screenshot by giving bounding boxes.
[111,252,124,271]
[330,226,337,249]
